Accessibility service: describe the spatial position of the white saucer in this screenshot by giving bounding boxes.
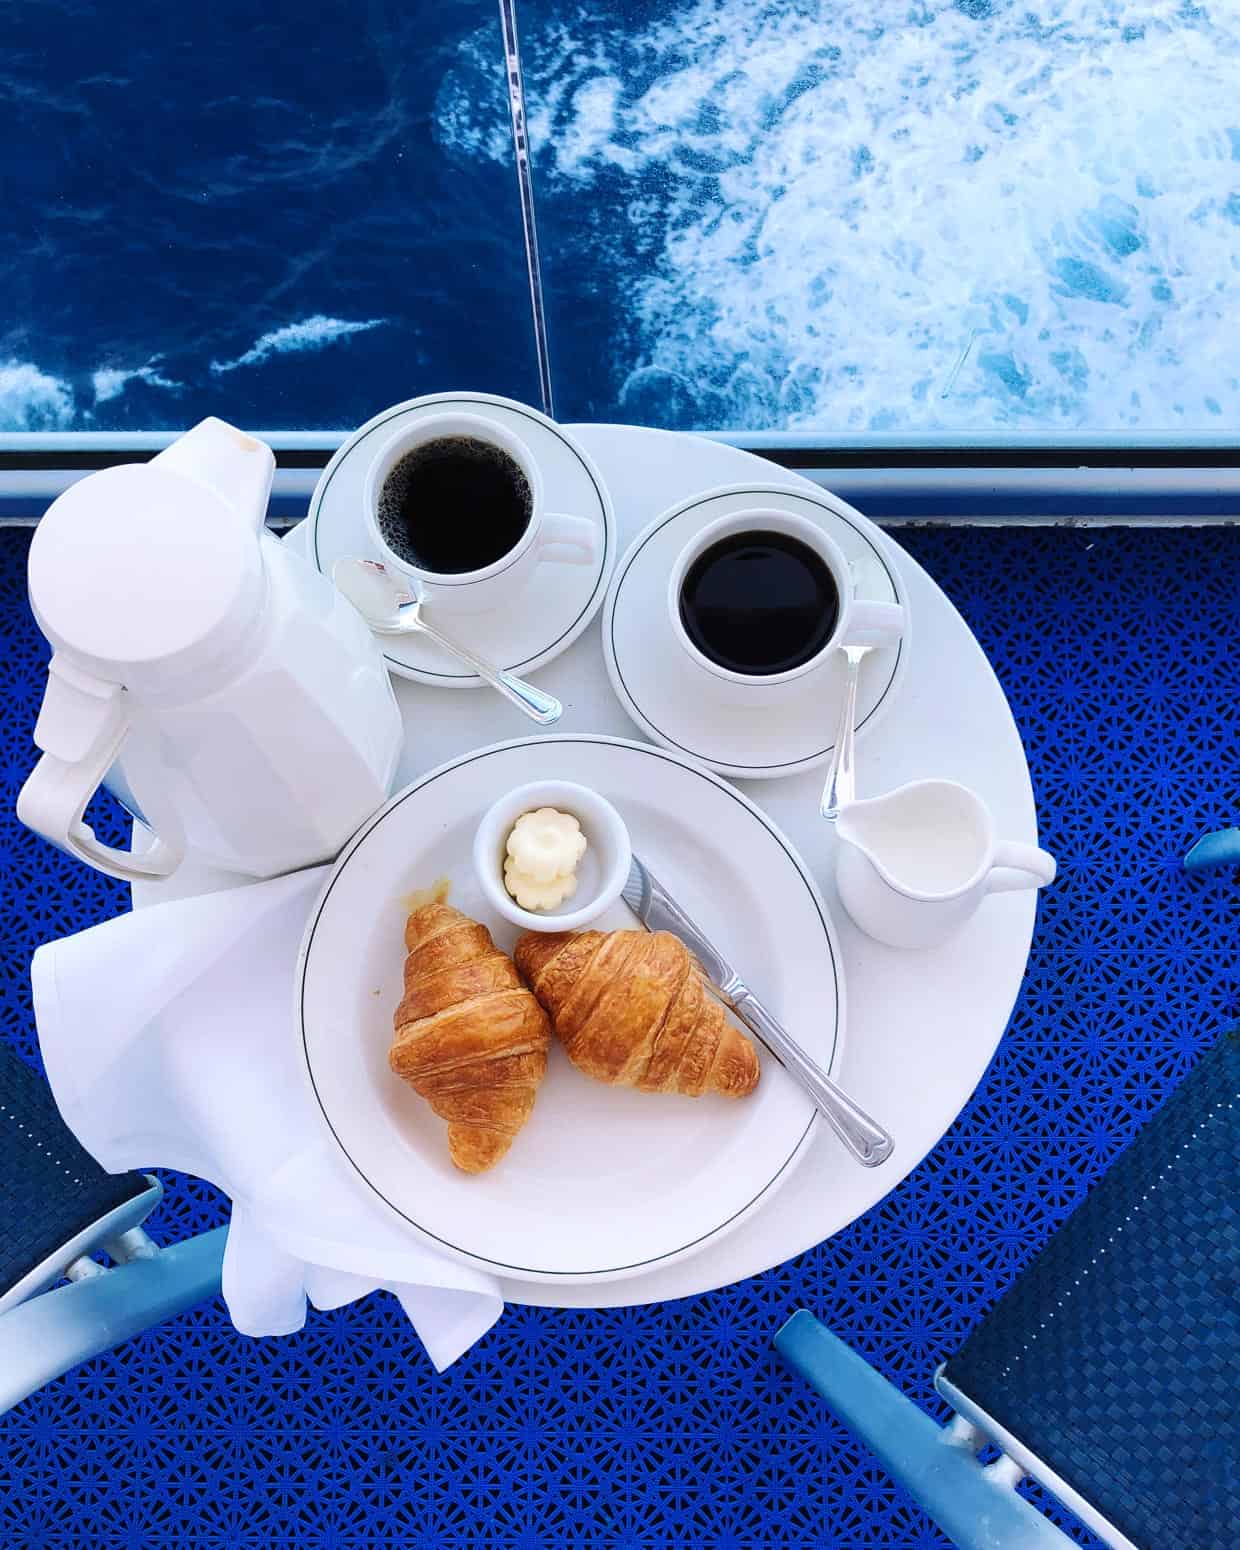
[306,393,616,685]
[602,484,909,780]
[297,734,843,1284]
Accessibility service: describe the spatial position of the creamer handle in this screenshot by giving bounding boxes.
[986,840,1057,894]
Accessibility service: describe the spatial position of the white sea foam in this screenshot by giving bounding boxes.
[92,360,180,404]
[438,0,1240,430]
[210,315,385,375]
[0,359,75,429]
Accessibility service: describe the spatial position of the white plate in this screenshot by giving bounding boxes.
[603,484,909,779]
[306,393,616,685]
[296,735,844,1283]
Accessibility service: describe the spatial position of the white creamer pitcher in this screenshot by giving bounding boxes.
[835,778,1056,949]
[18,417,403,883]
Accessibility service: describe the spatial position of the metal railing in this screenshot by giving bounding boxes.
[0,429,1237,526]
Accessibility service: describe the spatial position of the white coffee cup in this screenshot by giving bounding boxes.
[835,778,1057,949]
[667,509,904,705]
[363,412,598,616]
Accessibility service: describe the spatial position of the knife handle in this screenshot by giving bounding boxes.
[726,983,894,1168]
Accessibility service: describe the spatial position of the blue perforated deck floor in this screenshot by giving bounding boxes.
[1,524,1236,1549]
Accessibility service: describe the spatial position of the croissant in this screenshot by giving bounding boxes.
[514,929,760,1099]
[389,902,551,1173]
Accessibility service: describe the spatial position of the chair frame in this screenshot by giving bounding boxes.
[0,1172,225,1416]
[0,1173,164,1316]
[935,1368,1139,1550]
[775,1310,1139,1550]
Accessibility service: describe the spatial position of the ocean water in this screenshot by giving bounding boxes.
[3,0,1237,434]
[0,0,536,432]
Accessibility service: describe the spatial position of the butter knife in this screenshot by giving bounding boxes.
[622,854,894,1167]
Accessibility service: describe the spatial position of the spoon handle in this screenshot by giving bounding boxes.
[413,616,562,725]
[820,649,863,819]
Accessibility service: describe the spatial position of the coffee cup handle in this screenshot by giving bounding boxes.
[538,513,597,566]
[844,599,904,644]
[986,841,1057,894]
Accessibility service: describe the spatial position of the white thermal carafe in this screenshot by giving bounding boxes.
[18,417,403,883]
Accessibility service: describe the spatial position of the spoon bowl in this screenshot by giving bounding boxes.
[332,557,562,725]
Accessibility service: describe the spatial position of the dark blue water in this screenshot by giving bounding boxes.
[3,0,1236,434]
[1,0,539,430]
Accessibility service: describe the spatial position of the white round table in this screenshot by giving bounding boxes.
[138,424,1041,1310]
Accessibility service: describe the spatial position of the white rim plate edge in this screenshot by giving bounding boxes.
[294,733,844,1285]
[602,482,911,780]
[305,392,617,684]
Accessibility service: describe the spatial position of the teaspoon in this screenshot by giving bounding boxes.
[333,557,562,726]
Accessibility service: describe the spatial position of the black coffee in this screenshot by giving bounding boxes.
[377,436,532,574]
[679,530,839,676]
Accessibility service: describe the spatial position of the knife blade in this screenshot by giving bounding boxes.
[622,853,894,1167]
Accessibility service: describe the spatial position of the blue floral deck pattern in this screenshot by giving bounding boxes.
[1,524,1236,1548]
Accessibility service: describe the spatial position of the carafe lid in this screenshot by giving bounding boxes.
[28,422,274,696]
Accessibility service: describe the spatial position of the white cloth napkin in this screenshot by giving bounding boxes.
[31,868,504,1370]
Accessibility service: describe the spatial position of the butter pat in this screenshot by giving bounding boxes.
[506,808,587,883]
[504,807,587,911]
[503,857,579,911]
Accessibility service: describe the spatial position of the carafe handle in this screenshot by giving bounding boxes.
[16,656,183,883]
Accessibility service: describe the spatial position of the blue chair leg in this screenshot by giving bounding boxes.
[0,1226,227,1416]
[775,1311,1076,1550]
